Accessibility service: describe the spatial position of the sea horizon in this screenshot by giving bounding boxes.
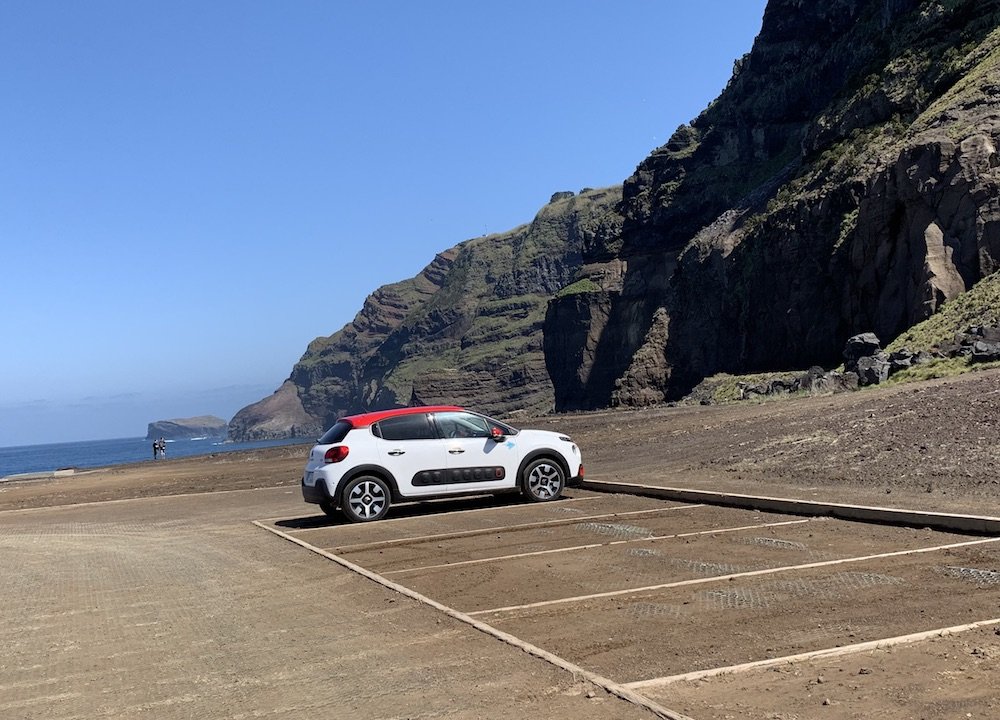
[0,435,312,479]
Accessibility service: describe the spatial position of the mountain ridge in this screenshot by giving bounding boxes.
[230,189,620,439]
[231,0,1000,438]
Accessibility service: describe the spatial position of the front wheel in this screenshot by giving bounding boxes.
[521,458,565,502]
[341,475,391,522]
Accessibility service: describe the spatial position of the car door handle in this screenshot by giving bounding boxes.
[449,448,465,454]
[387,450,405,456]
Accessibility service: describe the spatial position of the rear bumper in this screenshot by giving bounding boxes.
[301,476,331,504]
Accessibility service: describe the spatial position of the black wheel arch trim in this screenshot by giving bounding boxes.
[516,450,569,487]
[339,464,401,502]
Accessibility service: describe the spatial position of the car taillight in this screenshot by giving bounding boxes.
[324,446,349,463]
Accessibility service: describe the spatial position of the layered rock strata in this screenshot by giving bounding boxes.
[230,189,620,439]
[544,0,1000,410]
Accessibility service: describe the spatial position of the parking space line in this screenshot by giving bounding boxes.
[331,505,707,553]
[383,519,813,575]
[256,494,606,526]
[468,536,1000,616]
[624,617,1000,689]
[251,520,694,720]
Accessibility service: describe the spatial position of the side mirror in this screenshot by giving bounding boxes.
[490,427,506,442]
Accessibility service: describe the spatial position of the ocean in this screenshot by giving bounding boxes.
[0,436,313,479]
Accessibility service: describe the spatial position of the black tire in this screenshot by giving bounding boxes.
[521,458,565,502]
[340,475,391,522]
[318,500,338,519]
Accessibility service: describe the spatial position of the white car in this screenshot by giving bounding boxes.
[301,405,584,522]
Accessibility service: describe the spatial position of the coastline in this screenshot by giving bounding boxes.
[0,467,86,483]
[0,436,313,481]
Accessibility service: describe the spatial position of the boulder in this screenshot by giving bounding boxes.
[888,349,914,372]
[843,333,883,370]
[856,353,891,386]
[796,366,858,394]
[971,341,1000,363]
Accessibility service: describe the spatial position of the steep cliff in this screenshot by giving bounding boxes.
[234,0,1000,433]
[545,0,1000,409]
[227,381,321,441]
[230,188,620,439]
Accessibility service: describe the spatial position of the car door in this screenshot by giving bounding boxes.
[372,413,450,496]
[433,411,520,492]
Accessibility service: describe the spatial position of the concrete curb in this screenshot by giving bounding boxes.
[580,479,1000,535]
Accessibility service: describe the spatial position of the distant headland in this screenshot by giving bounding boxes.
[145,416,228,441]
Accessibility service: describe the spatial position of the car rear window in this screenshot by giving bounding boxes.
[318,420,352,444]
[376,413,436,441]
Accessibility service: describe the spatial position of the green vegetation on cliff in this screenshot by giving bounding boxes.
[888,271,1000,352]
[235,0,1000,436]
[232,188,622,437]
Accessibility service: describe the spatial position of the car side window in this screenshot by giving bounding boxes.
[377,413,436,441]
[435,412,491,439]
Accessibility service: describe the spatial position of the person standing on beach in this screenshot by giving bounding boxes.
[158,438,166,459]
[152,440,159,460]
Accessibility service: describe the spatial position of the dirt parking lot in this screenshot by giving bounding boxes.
[2,369,999,718]
[259,489,1000,719]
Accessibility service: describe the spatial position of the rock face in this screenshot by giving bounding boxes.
[234,0,1000,434]
[146,416,228,441]
[229,189,620,440]
[228,381,321,441]
[544,0,1000,410]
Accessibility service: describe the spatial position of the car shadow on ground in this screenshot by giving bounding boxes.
[275,491,587,529]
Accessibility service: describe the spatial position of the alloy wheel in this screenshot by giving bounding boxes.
[347,479,387,520]
[526,461,563,500]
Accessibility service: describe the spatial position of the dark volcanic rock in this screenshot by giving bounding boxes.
[843,333,883,368]
[146,416,228,441]
[233,0,1000,432]
[546,0,1000,410]
[855,354,891,385]
[971,340,1000,362]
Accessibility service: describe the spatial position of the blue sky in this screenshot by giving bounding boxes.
[0,1,768,446]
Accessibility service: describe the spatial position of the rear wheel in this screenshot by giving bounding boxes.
[521,458,565,502]
[341,475,391,522]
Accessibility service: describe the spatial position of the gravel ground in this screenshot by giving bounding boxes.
[2,369,998,719]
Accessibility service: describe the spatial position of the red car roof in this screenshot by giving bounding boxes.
[342,405,463,428]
